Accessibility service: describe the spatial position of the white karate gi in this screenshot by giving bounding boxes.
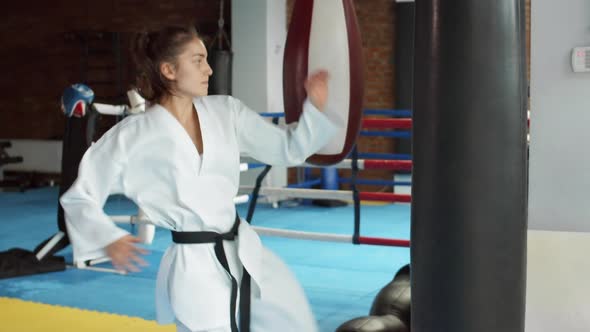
[60,95,338,331]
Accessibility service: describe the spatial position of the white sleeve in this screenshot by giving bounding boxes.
[59,126,131,263]
[233,97,338,166]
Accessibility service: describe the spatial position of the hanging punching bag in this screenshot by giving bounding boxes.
[283,0,364,165]
[411,1,528,332]
[208,0,232,96]
[208,49,232,95]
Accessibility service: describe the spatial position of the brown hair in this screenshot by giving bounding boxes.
[130,25,200,102]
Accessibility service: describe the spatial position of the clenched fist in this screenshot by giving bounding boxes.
[304,70,330,111]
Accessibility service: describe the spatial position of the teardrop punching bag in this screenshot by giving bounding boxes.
[411,1,528,332]
[283,0,364,165]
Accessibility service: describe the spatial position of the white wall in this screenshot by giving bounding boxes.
[529,0,590,232]
[1,140,62,174]
[266,0,287,116]
[232,0,269,112]
[526,230,590,332]
[232,0,288,190]
[527,2,590,331]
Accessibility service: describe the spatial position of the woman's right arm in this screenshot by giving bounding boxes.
[60,123,146,271]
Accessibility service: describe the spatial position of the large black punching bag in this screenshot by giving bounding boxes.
[411,1,528,332]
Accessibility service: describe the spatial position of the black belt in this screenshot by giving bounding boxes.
[171,214,251,332]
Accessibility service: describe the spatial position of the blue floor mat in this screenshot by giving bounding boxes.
[0,187,410,331]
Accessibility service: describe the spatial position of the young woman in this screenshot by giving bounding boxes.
[60,25,337,332]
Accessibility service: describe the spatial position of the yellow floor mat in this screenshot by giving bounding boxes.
[0,297,175,332]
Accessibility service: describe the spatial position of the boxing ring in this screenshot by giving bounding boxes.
[237,106,414,249]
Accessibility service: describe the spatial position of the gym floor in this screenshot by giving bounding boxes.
[0,187,410,332]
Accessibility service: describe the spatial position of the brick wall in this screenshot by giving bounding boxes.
[0,0,227,139]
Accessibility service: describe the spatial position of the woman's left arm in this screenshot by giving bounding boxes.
[233,71,338,166]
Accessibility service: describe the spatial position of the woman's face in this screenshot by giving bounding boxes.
[166,37,213,98]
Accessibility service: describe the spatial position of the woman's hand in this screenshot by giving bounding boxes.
[105,235,149,273]
[304,70,330,111]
